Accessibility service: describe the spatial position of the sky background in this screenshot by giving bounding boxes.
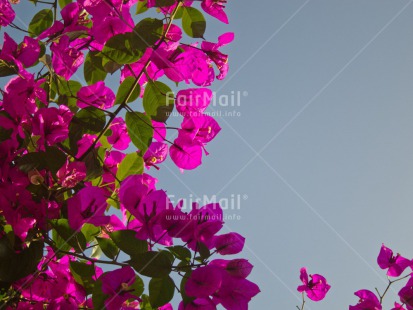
[4,0,413,308]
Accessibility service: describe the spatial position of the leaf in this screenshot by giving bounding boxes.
[83,148,104,181]
[70,261,96,294]
[73,107,106,133]
[125,112,153,153]
[109,230,148,257]
[180,271,194,306]
[115,77,141,105]
[17,152,47,173]
[28,9,53,37]
[182,7,206,38]
[153,0,176,7]
[166,246,191,262]
[149,276,175,308]
[81,223,101,243]
[92,279,109,310]
[50,219,87,253]
[197,241,210,260]
[45,146,67,174]
[133,18,164,50]
[0,60,17,77]
[95,237,119,260]
[130,251,172,278]
[116,152,144,181]
[101,33,143,65]
[143,81,174,123]
[0,237,44,282]
[58,0,72,9]
[136,0,148,14]
[84,51,107,85]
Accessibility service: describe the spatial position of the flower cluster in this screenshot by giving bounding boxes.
[0,0,260,309]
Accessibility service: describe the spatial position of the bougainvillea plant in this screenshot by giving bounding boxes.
[0,0,261,308]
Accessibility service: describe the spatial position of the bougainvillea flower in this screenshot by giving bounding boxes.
[32,105,73,147]
[180,115,221,144]
[160,200,194,240]
[201,0,228,24]
[128,189,173,245]
[178,298,216,310]
[152,119,166,142]
[392,303,407,310]
[170,136,203,170]
[349,290,381,310]
[56,160,87,188]
[101,267,139,310]
[213,274,260,309]
[213,232,245,255]
[67,186,110,231]
[77,81,115,109]
[399,277,413,310]
[50,35,84,79]
[76,134,102,158]
[175,88,213,117]
[201,33,234,80]
[377,244,411,277]
[107,117,131,150]
[119,174,157,216]
[0,0,15,26]
[144,142,168,169]
[297,267,330,302]
[185,265,223,298]
[0,33,40,67]
[92,16,132,45]
[210,259,253,279]
[3,71,47,117]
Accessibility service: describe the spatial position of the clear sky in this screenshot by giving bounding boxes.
[4,0,413,309]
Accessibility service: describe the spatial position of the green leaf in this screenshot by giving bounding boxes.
[45,146,67,174]
[136,0,148,14]
[133,18,164,50]
[143,81,174,123]
[197,241,210,260]
[153,0,176,7]
[92,279,109,310]
[95,237,119,260]
[130,251,172,278]
[81,223,101,242]
[73,107,106,133]
[130,274,145,297]
[17,152,47,173]
[70,261,96,294]
[50,219,87,253]
[109,230,148,257]
[115,77,141,105]
[83,148,104,181]
[0,60,17,77]
[125,111,153,153]
[180,271,194,306]
[58,0,72,9]
[0,238,44,282]
[116,152,144,181]
[149,276,175,308]
[182,7,206,38]
[166,246,191,262]
[84,51,107,85]
[101,33,143,65]
[28,9,53,37]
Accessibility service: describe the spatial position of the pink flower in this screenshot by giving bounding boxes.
[392,303,407,310]
[349,290,381,310]
[180,115,221,144]
[297,267,330,302]
[185,265,223,298]
[0,33,40,68]
[144,142,168,169]
[50,35,84,79]
[77,81,115,109]
[377,244,411,277]
[67,186,110,231]
[178,298,216,310]
[201,0,228,24]
[209,259,253,279]
[32,105,73,147]
[108,117,131,150]
[175,88,213,117]
[3,71,47,118]
[201,33,234,80]
[101,267,139,310]
[399,277,413,310]
[213,232,245,255]
[76,134,102,158]
[57,160,87,188]
[170,136,203,170]
[0,0,15,26]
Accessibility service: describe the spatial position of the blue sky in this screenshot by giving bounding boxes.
[4,0,413,308]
